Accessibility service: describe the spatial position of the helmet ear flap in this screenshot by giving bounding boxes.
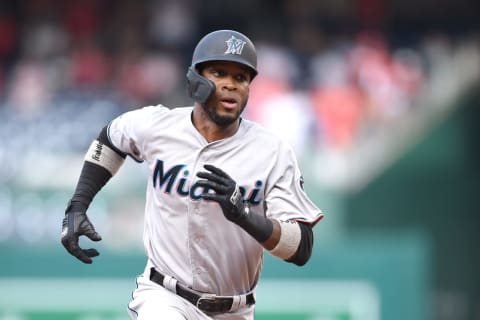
[186,67,216,104]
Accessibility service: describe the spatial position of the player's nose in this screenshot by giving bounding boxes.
[220,76,237,90]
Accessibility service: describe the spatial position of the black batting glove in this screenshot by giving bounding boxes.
[196,164,248,223]
[61,203,102,264]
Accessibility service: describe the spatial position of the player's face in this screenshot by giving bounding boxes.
[200,61,252,127]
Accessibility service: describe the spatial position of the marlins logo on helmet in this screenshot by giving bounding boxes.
[225,36,246,55]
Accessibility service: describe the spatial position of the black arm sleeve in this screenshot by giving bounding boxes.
[286,222,314,266]
[68,126,126,212]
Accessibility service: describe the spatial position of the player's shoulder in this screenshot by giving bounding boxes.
[137,104,192,115]
[242,118,280,140]
[112,105,192,135]
[241,118,291,150]
[126,104,192,122]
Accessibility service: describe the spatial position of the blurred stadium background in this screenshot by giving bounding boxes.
[0,0,479,319]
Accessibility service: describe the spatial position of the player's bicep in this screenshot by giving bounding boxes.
[265,145,322,224]
[98,126,127,157]
[108,126,144,162]
[265,171,321,223]
[106,109,155,162]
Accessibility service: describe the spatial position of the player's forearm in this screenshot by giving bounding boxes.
[69,162,113,211]
[260,218,281,250]
[235,209,274,244]
[68,126,126,212]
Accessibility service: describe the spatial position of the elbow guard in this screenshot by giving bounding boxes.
[268,220,313,266]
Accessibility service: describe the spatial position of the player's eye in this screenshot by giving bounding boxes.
[211,69,225,77]
[235,74,248,82]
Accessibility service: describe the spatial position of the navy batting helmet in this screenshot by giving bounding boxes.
[186,30,258,104]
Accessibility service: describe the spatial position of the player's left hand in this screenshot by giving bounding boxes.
[196,164,247,223]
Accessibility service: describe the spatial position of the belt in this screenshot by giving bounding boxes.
[149,268,255,314]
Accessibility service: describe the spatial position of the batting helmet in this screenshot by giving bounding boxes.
[186,30,258,104]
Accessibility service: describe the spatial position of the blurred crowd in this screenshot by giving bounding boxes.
[1,0,479,150]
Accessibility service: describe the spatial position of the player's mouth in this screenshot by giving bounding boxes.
[219,97,239,110]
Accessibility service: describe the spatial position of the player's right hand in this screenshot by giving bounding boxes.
[61,211,102,264]
[196,164,247,223]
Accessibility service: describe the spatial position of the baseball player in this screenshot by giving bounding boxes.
[61,30,324,320]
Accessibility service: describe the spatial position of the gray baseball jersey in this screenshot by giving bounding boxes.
[108,105,323,296]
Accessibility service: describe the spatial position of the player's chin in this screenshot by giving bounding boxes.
[203,100,244,126]
[213,107,242,123]
[219,107,241,118]
[211,112,239,127]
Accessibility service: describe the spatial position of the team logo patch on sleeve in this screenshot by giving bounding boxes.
[299,176,305,190]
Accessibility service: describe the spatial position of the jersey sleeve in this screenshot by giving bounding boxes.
[265,142,324,226]
[107,105,168,162]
